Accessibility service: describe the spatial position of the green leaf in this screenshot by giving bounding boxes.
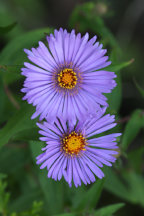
[12,201,43,216]
[0,76,6,120]
[73,179,104,211]
[104,168,144,207]
[133,78,144,98]
[106,70,122,113]
[94,203,125,216]
[9,188,43,213]
[0,179,10,215]
[128,146,144,173]
[0,147,30,174]
[106,58,134,113]
[0,22,17,34]
[104,168,131,201]
[121,109,144,151]
[0,73,17,123]
[70,2,133,113]
[69,2,120,52]
[0,103,36,148]
[0,27,53,65]
[106,58,134,72]
[0,173,7,180]
[0,65,22,84]
[123,172,144,207]
[13,128,39,142]
[30,141,64,215]
[0,28,53,86]
[0,2,24,39]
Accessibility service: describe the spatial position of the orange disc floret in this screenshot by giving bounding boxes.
[58,68,77,89]
[62,131,87,155]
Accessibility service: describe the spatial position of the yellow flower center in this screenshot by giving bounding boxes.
[62,131,87,155]
[58,68,77,89]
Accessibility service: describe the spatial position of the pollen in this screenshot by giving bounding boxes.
[62,131,87,155]
[58,68,77,89]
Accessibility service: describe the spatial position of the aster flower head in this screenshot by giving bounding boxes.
[36,108,121,187]
[21,28,117,122]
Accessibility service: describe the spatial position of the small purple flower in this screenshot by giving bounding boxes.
[21,28,116,122]
[36,108,121,187]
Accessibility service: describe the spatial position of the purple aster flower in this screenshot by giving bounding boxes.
[21,28,116,122]
[36,108,121,187]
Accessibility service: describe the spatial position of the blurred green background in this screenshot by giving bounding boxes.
[0,0,144,215]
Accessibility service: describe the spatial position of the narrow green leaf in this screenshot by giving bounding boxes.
[0,22,17,34]
[104,168,131,201]
[94,203,125,216]
[73,179,104,211]
[0,179,10,215]
[133,78,144,98]
[104,168,144,207]
[30,141,64,215]
[121,109,144,151]
[0,103,36,148]
[123,172,144,207]
[106,70,122,113]
[106,58,134,113]
[0,77,6,120]
[128,146,144,173]
[106,58,134,72]
[64,183,86,211]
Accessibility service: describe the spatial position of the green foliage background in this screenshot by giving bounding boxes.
[0,0,144,215]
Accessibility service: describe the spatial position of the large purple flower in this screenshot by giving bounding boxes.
[36,108,121,187]
[21,28,116,121]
